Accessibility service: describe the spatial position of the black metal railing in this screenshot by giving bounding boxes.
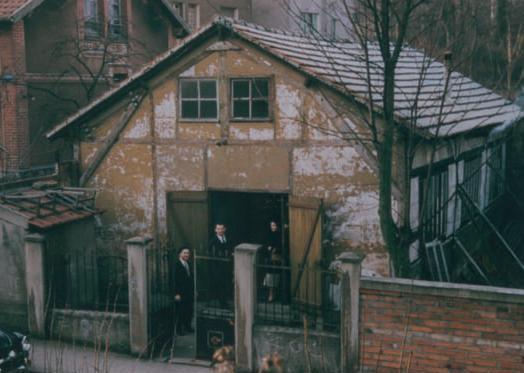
[255,263,340,331]
[146,247,175,346]
[47,251,128,312]
[195,255,235,318]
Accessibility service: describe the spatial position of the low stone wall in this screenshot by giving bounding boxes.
[359,277,524,372]
[254,325,340,373]
[49,309,130,352]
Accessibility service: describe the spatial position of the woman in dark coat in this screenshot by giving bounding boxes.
[262,221,282,302]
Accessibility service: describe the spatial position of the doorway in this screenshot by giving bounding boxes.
[166,190,289,361]
[209,191,289,251]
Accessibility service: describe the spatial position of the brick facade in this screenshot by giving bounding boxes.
[0,21,29,171]
[359,279,524,372]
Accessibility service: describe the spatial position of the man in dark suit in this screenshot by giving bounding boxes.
[208,223,233,307]
[173,246,194,335]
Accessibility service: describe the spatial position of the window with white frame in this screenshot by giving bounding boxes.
[487,142,505,203]
[300,12,318,34]
[420,166,449,241]
[84,0,100,37]
[220,6,239,20]
[186,4,199,30]
[461,152,482,215]
[108,0,124,38]
[180,79,218,120]
[329,18,337,39]
[173,2,184,17]
[231,78,270,120]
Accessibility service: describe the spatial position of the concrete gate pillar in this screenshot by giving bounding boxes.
[234,243,261,372]
[126,236,152,355]
[338,251,365,373]
[25,233,47,337]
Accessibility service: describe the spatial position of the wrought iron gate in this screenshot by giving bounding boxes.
[147,247,175,355]
[194,255,235,360]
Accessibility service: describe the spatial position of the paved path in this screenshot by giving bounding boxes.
[31,339,213,373]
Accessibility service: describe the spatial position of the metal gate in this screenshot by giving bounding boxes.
[194,255,235,360]
[147,247,175,356]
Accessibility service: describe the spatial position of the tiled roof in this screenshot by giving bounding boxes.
[0,187,98,229]
[47,17,523,139]
[0,0,43,22]
[229,20,522,136]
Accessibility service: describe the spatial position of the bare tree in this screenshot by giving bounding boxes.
[277,0,516,277]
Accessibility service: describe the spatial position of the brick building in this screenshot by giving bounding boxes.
[0,0,190,174]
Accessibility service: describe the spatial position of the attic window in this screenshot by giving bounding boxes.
[231,78,270,120]
[180,79,218,120]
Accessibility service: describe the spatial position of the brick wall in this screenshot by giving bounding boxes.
[359,278,524,373]
[0,21,29,172]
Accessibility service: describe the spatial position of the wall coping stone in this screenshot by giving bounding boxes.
[125,236,153,246]
[254,325,339,339]
[361,276,524,304]
[52,309,129,320]
[235,243,261,253]
[25,233,45,243]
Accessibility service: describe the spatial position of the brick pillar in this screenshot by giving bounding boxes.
[339,252,365,373]
[127,236,152,355]
[234,243,261,372]
[25,233,46,337]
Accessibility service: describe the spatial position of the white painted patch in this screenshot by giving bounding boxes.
[276,84,301,139]
[125,113,150,139]
[230,127,274,140]
[326,191,382,243]
[180,65,196,77]
[293,147,371,177]
[206,63,218,75]
[155,118,176,139]
[154,91,176,119]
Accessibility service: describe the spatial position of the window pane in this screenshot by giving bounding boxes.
[233,80,249,98]
[181,81,198,98]
[200,81,216,98]
[233,100,249,118]
[252,99,269,118]
[200,100,217,119]
[252,79,268,98]
[181,101,198,119]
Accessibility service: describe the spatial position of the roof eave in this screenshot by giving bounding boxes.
[8,0,45,24]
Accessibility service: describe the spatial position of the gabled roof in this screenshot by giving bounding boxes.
[0,0,44,23]
[47,17,523,140]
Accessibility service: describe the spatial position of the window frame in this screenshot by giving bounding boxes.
[84,0,101,38]
[108,0,125,40]
[300,12,319,34]
[179,78,219,122]
[229,77,272,122]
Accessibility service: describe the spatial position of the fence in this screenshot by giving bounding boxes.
[146,247,174,349]
[47,251,129,312]
[255,262,340,330]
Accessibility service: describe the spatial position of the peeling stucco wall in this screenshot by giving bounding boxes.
[78,36,389,275]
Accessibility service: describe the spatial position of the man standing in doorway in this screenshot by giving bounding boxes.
[174,246,194,335]
[208,223,233,307]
